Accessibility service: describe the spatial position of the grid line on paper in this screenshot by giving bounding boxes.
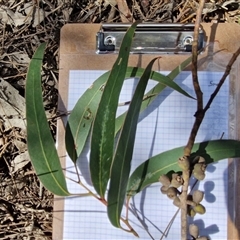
[63,70,229,240]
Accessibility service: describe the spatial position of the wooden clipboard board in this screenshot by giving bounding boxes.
[54,23,240,239]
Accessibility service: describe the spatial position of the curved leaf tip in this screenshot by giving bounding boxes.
[26,43,69,196]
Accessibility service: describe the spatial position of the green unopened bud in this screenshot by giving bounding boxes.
[194,204,206,214]
[188,207,196,217]
[189,224,199,239]
[178,156,190,171]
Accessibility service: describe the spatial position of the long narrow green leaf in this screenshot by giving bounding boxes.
[107,57,159,228]
[167,55,192,80]
[65,76,105,162]
[26,43,69,196]
[89,23,138,198]
[127,139,240,198]
[66,59,193,163]
[115,56,193,134]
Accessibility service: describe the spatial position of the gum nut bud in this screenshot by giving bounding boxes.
[193,163,204,172]
[192,156,200,164]
[187,207,196,217]
[178,156,190,170]
[193,190,204,203]
[186,200,197,207]
[189,224,199,239]
[201,163,207,171]
[159,175,171,187]
[198,156,206,163]
[167,187,178,199]
[196,237,208,240]
[171,173,183,188]
[173,197,181,207]
[160,185,168,194]
[194,204,206,214]
[192,156,206,164]
[193,171,206,181]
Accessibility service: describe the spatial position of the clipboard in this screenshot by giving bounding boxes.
[54,23,240,239]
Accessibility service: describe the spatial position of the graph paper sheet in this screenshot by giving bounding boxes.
[63,70,229,240]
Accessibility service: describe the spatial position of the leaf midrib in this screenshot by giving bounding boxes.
[32,70,68,195]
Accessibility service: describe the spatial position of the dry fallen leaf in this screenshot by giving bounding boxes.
[0,78,25,114]
[11,151,29,174]
[0,78,26,132]
[13,139,27,153]
[0,6,27,26]
[24,2,51,27]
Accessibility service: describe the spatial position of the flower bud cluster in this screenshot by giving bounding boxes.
[159,173,183,207]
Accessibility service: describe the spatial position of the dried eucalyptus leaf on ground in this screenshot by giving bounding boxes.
[11,151,29,174]
[0,78,25,114]
[24,2,51,27]
[0,98,26,131]
[0,6,27,26]
[13,139,27,153]
[0,78,26,132]
[11,52,30,64]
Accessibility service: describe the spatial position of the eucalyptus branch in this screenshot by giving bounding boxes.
[181,1,205,239]
[184,0,205,157]
[180,3,240,240]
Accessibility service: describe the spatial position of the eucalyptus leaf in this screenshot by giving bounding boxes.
[89,22,138,198]
[167,55,192,81]
[115,55,193,134]
[66,60,193,163]
[26,43,69,196]
[127,139,240,198]
[107,57,160,228]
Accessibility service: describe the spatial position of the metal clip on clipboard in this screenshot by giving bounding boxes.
[96,23,204,54]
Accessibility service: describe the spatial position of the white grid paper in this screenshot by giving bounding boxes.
[63,70,229,240]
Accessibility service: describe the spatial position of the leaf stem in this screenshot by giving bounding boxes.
[66,176,138,237]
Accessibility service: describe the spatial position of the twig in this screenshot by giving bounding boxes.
[184,0,205,157]
[180,2,240,240]
[204,46,240,111]
[181,1,205,240]
[180,46,240,240]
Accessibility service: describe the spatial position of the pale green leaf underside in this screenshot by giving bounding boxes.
[127,139,240,198]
